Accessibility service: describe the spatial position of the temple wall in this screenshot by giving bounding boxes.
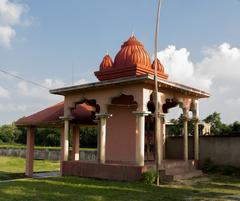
[0,148,97,161]
[106,105,137,163]
[166,136,240,167]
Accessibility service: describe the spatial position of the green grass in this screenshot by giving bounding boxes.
[0,156,59,180]
[0,156,239,200]
[0,175,239,201]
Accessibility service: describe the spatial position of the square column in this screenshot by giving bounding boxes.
[96,114,112,164]
[133,111,150,166]
[71,125,80,161]
[25,127,35,177]
[60,116,73,162]
[182,109,189,161]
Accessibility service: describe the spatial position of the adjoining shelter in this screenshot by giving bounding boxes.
[16,35,210,181]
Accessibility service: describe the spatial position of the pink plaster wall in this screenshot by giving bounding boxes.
[106,105,137,163]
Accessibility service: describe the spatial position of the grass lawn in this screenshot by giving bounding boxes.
[0,156,239,201]
[0,156,59,180]
[0,175,239,201]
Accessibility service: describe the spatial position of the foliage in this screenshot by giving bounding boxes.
[202,158,217,173]
[0,124,21,143]
[80,127,97,148]
[203,112,240,135]
[0,124,98,148]
[203,112,224,135]
[167,114,194,136]
[35,128,60,147]
[142,169,157,184]
[202,158,240,176]
[168,112,240,136]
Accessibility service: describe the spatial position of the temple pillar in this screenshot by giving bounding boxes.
[71,125,80,161]
[192,100,200,166]
[133,111,150,166]
[96,114,111,164]
[160,114,166,159]
[60,116,73,162]
[182,108,189,161]
[25,126,35,177]
[60,127,64,175]
[193,118,199,162]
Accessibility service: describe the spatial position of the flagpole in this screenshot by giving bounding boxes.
[154,0,163,186]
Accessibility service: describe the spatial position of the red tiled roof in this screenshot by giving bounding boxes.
[15,102,95,127]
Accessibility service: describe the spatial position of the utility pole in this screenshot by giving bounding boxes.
[154,0,163,186]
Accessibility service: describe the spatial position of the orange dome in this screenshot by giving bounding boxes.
[152,58,165,73]
[100,54,113,71]
[113,35,151,68]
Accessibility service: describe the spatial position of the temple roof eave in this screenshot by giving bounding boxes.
[50,75,210,98]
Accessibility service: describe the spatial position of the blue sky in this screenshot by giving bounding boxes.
[0,0,240,124]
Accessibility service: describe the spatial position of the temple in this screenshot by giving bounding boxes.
[16,35,210,181]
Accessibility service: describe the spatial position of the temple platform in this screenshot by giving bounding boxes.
[61,160,202,182]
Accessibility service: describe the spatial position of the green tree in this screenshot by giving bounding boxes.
[167,114,194,136]
[0,124,21,143]
[203,112,223,135]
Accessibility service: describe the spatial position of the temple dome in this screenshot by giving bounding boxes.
[100,54,113,71]
[95,35,168,81]
[113,35,151,68]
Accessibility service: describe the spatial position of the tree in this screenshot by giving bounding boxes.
[167,114,194,136]
[203,112,223,135]
[0,124,21,143]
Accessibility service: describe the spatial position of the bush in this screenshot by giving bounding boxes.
[202,158,240,176]
[218,165,240,176]
[0,124,21,143]
[142,169,157,185]
[202,158,217,173]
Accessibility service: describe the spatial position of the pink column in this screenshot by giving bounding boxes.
[71,126,80,161]
[25,127,35,177]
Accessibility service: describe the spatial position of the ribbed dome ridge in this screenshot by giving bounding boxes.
[113,35,151,68]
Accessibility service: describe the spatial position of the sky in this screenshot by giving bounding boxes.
[0,0,240,125]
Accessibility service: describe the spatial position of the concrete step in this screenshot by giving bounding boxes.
[163,165,195,175]
[173,170,203,180]
[161,160,194,169]
[161,170,202,182]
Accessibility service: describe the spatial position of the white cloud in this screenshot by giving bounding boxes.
[0,25,15,47]
[0,0,29,47]
[17,78,65,100]
[0,103,27,111]
[158,46,211,90]
[0,85,9,97]
[158,43,240,123]
[74,78,87,85]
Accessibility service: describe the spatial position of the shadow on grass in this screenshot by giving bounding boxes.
[0,171,25,181]
[0,177,235,201]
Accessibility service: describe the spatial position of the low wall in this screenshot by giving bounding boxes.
[0,147,97,161]
[62,161,144,181]
[166,136,240,167]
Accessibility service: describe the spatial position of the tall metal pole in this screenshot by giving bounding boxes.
[154,0,163,186]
